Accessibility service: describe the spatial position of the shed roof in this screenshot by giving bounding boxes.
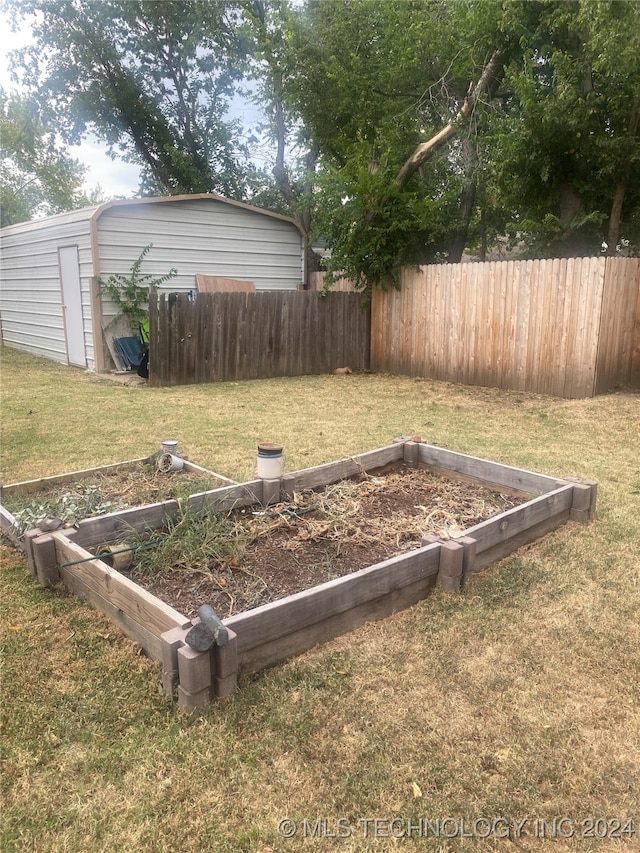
[0,193,302,237]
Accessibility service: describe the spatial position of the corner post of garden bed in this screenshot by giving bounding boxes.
[212,629,238,699]
[31,534,59,587]
[161,623,238,713]
[567,479,598,523]
[31,528,79,588]
[403,437,421,468]
[24,527,48,576]
[438,540,465,592]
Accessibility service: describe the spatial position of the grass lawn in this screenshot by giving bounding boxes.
[1,346,639,852]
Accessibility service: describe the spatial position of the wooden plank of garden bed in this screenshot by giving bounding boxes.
[282,444,404,495]
[417,444,567,495]
[187,480,263,513]
[0,457,151,497]
[61,567,167,661]
[74,500,180,546]
[225,542,441,656]
[464,483,575,568]
[472,506,572,573]
[53,533,191,658]
[236,572,440,674]
[0,503,22,548]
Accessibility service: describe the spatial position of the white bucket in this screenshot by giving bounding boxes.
[158,452,184,473]
[257,442,283,479]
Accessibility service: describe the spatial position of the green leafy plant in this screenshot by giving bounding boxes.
[97,243,177,342]
[8,485,126,536]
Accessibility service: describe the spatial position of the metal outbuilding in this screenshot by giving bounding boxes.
[0,194,306,371]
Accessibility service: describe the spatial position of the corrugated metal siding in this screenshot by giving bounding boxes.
[0,215,96,367]
[95,200,304,315]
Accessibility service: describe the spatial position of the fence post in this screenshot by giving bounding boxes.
[148,287,158,387]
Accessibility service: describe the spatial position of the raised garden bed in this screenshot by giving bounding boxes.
[3,440,597,713]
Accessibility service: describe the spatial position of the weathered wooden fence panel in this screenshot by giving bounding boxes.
[370,256,640,398]
[149,290,370,387]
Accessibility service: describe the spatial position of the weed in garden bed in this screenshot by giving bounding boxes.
[5,485,128,536]
[130,504,250,579]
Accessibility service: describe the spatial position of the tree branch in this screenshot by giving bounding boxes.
[394,48,505,191]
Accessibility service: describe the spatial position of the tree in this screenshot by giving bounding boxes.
[3,0,264,198]
[241,0,322,274]
[480,0,640,258]
[5,0,637,275]
[281,0,640,289]
[0,88,96,226]
[284,0,511,288]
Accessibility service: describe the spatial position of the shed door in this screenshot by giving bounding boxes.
[58,246,86,367]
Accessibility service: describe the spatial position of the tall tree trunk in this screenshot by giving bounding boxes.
[448,134,478,263]
[448,180,477,263]
[478,181,488,262]
[271,71,320,283]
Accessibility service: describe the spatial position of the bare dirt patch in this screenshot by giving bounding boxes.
[127,465,528,620]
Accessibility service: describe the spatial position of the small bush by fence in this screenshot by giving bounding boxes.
[148,289,370,387]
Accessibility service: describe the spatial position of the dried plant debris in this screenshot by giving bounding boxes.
[128,466,527,620]
[1,460,227,536]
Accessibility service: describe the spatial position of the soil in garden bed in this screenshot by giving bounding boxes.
[1,459,229,535]
[124,465,529,620]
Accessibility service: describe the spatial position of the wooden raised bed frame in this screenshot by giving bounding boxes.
[3,441,597,713]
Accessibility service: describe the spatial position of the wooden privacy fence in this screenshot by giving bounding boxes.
[371,256,640,398]
[148,289,370,387]
[308,271,358,292]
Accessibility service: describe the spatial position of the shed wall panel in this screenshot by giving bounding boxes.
[95,200,304,308]
[0,216,95,368]
[1,196,303,372]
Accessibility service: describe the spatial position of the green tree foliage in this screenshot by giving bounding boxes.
[284,0,639,286]
[0,88,94,226]
[3,0,638,280]
[485,0,640,258]
[4,0,268,198]
[283,0,515,288]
